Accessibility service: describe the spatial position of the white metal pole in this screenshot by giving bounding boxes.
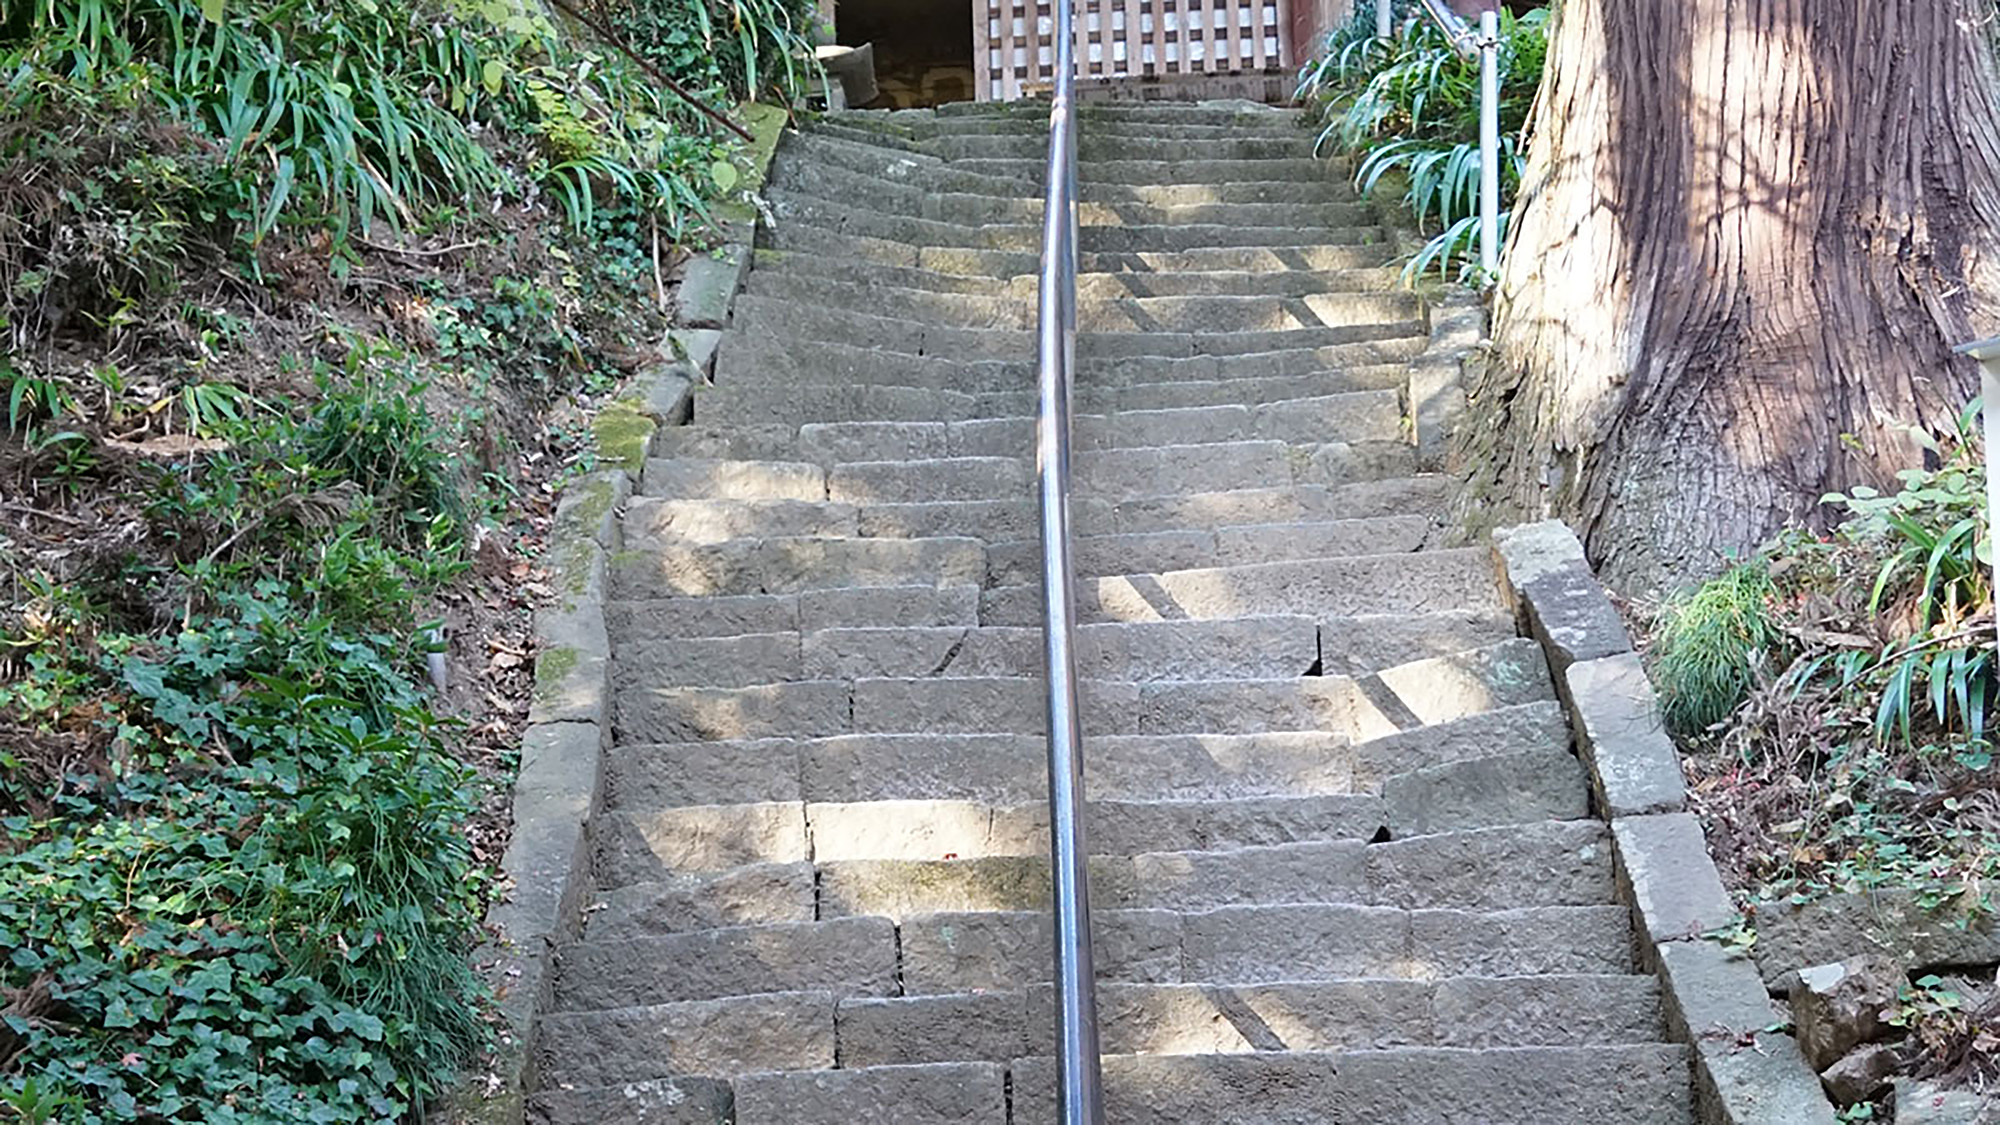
[1478,8,1500,277]
[1376,0,1393,39]
[1983,365,2000,649]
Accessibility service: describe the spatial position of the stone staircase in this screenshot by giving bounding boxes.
[526,100,1695,1123]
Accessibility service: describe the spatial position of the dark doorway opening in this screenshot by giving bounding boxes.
[834,0,975,107]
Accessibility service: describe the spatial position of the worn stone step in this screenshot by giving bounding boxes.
[807,793,1391,861]
[532,989,833,1088]
[899,903,1638,995]
[826,443,1300,505]
[581,862,818,938]
[955,156,1337,184]
[948,393,1406,457]
[549,916,898,1012]
[817,820,1612,918]
[605,584,981,642]
[609,535,986,599]
[803,616,1318,681]
[601,731,1351,816]
[656,383,1412,463]
[525,1076,730,1125]
[1383,742,1592,837]
[743,268,1419,334]
[765,153,1365,223]
[835,973,1668,1066]
[769,192,1387,255]
[980,546,1499,624]
[733,1061,1007,1124]
[757,220,1392,275]
[729,293,1421,363]
[932,132,1319,163]
[752,246,1399,299]
[710,329,1422,395]
[589,794,1391,890]
[612,617,1317,684]
[623,496,855,542]
[1100,478,1449,534]
[982,517,1429,585]
[637,457,824,501]
[1351,700,1575,788]
[1008,1045,1694,1124]
[829,107,1310,138]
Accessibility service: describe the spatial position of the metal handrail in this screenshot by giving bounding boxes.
[1034,0,1104,1120]
[1384,0,1502,275]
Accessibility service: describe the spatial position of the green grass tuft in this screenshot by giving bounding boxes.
[1652,562,1781,734]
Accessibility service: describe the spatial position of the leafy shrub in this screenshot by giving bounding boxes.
[2,348,487,1119]
[603,0,822,104]
[1296,4,1549,281]
[0,0,746,351]
[1667,406,1999,917]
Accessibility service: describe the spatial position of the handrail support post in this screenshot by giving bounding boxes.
[1478,7,1501,277]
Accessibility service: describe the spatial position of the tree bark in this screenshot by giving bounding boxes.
[1455,0,2000,592]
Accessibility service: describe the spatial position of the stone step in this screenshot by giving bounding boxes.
[981,546,1502,623]
[733,1062,1007,1123]
[605,584,982,641]
[827,107,1310,137]
[957,156,1336,184]
[932,133,1320,163]
[609,535,986,600]
[819,442,1305,505]
[728,294,1420,365]
[899,904,1637,995]
[751,246,1400,298]
[1008,1045,1694,1124]
[767,191,1385,255]
[743,267,1420,334]
[708,329,1423,395]
[1100,478,1449,534]
[638,457,824,501]
[549,917,898,1012]
[780,146,1365,215]
[768,169,1366,229]
[837,974,1667,1066]
[552,894,1630,1016]
[652,412,1412,474]
[532,990,834,1088]
[594,794,1392,881]
[815,820,1612,919]
[982,517,1429,584]
[613,616,1320,685]
[756,221,1394,275]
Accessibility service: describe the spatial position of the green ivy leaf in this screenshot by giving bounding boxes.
[482,60,507,96]
[711,159,739,194]
[200,0,225,22]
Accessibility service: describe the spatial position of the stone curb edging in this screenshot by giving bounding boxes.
[1492,521,1839,1125]
[454,102,791,1124]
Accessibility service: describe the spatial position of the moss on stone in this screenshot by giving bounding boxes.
[555,476,615,545]
[736,101,790,191]
[592,400,655,473]
[533,646,580,701]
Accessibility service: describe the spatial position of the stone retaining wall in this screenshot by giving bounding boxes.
[1493,521,1838,1125]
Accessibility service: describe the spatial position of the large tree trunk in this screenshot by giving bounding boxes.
[1455,0,2000,593]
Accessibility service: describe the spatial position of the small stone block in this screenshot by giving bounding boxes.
[1894,1077,1993,1123]
[1694,1032,1843,1125]
[1611,813,1738,944]
[488,721,601,948]
[1492,520,1632,674]
[1566,653,1688,816]
[669,326,723,378]
[678,244,751,329]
